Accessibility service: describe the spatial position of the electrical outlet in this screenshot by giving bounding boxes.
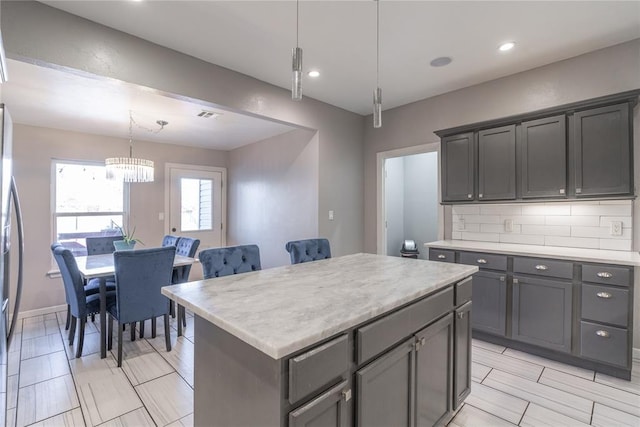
[456,218,465,231]
[328,210,334,221]
[611,221,622,236]
[504,219,514,233]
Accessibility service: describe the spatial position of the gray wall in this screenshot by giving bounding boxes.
[384,156,404,257]
[2,0,364,264]
[228,129,319,268]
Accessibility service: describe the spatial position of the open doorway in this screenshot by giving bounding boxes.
[377,143,442,259]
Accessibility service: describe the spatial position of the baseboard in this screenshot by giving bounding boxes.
[16,304,66,320]
[634,347,640,361]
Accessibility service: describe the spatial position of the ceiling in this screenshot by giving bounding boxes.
[2,1,639,148]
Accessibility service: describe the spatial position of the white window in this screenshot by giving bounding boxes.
[53,160,128,256]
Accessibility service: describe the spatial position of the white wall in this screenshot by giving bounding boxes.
[384,157,404,256]
[403,152,438,259]
[228,129,319,268]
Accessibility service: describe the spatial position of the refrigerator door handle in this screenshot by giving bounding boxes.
[7,176,23,343]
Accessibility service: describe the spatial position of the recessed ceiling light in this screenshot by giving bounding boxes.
[308,70,320,78]
[430,57,452,67]
[499,42,515,52]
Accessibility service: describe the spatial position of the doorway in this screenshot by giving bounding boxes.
[377,143,442,259]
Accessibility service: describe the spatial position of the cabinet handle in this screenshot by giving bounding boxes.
[476,258,487,264]
[457,311,465,319]
[342,389,352,402]
[479,193,484,198]
[499,276,506,282]
[513,278,519,284]
[535,265,548,271]
[467,194,473,199]
[596,330,610,338]
[576,187,582,194]
[559,189,565,194]
[437,254,446,259]
[596,291,612,299]
[596,272,613,279]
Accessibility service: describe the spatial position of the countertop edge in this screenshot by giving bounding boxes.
[424,240,640,266]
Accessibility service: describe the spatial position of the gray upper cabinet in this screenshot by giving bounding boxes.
[520,115,567,199]
[574,103,632,197]
[442,132,475,202]
[478,125,516,200]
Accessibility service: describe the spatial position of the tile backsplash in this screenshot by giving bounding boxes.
[451,201,633,251]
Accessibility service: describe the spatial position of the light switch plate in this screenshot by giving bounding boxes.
[329,210,334,221]
[611,221,622,236]
[504,219,514,233]
[456,218,465,231]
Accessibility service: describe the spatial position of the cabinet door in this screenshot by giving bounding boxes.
[356,338,414,427]
[521,115,567,199]
[454,302,472,410]
[512,275,572,353]
[289,380,349,427]
[574,103,631,197]
[441,132,474,202]
[478,125,516,200]
[415,314,454,427]
[472,271,507,336]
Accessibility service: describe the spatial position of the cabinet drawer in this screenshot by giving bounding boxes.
[289,334,349,404]
[582,264,631,287]
[581,284,628,327]
[459,251,507,271]
[429,249,455,263]
[356,287,454,365]
[513,257,573,279]
[580,321,629,368]
[455,277,472,306]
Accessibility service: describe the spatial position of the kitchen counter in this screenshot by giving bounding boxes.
[425,240,640,266]
[162,252,477,359]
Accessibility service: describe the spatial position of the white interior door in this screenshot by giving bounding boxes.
[166,163,226,251]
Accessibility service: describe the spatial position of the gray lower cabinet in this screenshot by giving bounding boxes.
[512,275,572,353]
[453,301,471,410]
[478,125,516,200]
[520,115,567,199]
[289,381,350,427]
[442,132,475,202]
[471,270,506,336]
[574,103,632,197]
[356,338,414,427]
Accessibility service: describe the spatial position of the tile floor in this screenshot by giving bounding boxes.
[6,310,640,426]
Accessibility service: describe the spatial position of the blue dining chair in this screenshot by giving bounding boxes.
[51,243,71,330]
[199,245,262,279]
[53,246,116,358]
[162,235,180,248]
[285,238,331,264]
[172,237,200,337]
[85,235,122,255]
[107,246,176,367]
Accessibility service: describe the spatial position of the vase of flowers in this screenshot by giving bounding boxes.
[113,224,143,251]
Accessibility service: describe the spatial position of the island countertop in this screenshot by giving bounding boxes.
[162,253,478,359]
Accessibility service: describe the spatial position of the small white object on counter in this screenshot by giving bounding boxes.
[162,253,477,359]
[425,240,640,266]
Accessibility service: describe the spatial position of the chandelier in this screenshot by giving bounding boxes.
[106,111,166,183]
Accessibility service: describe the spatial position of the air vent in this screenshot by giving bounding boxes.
[197,110,221,119]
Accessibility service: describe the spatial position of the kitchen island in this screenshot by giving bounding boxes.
[163,253,477,427]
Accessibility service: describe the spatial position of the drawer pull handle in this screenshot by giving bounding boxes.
[467,194,473,199]
[596,292,612,299]
[596,330,610,338]
[596,272,613,279]
[479,193,484,198]
[513,278,519,284]
[342,389,352,402]
[535,265,548,271]
[477,259,487,264]
[437,254,446,259]
[499,276,506,282]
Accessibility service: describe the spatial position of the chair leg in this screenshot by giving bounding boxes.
[91,314,95,323]
[65,305,71,331]
[139,321,145,339]
[107,315,113,351]
[117,322,123,367]
[180,305,187,327]
[169,300,176,318]
[164,314,171,352]
[130,323,136,341]
[76,317,86,358]
[151,317,157,338]
[68,317,77,344]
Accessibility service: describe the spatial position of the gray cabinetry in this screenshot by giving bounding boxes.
[470,270,506,336]
[520,115,567,199]
[478,125,516,200]
[415,314,454,427]
[453,301,471,410]
[442,132,475,202]
[289,381,350,427]
[574,103,631,197]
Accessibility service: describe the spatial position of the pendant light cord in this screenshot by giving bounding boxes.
[296,0,299,47]
[376,0,379,88]
[128,110,134,158]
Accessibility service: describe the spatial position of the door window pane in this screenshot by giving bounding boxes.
[181,178,213,231]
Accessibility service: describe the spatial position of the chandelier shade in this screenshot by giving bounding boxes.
[106,111,158,183]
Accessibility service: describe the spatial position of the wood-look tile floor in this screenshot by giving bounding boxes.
[6,312,640,426]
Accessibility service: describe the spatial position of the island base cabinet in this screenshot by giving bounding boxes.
[356,339,414,427]
[415,314,454,427]
[289,381,350,427]
[471,271,506,336]
[453,302,472,409]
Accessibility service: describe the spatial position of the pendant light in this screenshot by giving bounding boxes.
[291,0,303,101]
[373,0,382,128]
[105,111,156,183]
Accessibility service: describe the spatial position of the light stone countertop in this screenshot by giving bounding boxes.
[162,253,478,359]
[425,240,640,266]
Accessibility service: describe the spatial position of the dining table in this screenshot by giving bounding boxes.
[75,252,196,358]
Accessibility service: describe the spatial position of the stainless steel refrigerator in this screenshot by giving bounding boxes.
[0,104,24,427]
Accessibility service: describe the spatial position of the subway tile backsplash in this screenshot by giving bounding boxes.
[451,201,633,251]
